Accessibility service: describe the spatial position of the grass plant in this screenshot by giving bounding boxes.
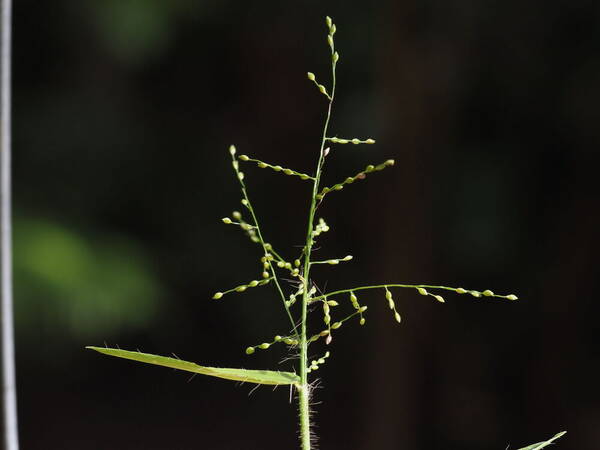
[87,16,565,450]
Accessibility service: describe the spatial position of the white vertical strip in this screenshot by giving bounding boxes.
[0,0,19,448]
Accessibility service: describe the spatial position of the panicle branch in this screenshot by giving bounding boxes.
[245,334,299,355]
[226,145,298,332]
[238,154,314,181]
[316,159,395,200]
[307,351,331,373]
[313,283,518,304]
[307,308,364,345]
[326,137,376,145]
[311,255,353,265]
[212,277,273,300]
[307,72,331,100]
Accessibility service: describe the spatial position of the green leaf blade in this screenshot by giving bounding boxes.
[516,431,567,450]
[86,346,300,386]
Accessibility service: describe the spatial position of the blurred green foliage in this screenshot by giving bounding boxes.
[13,217,162,339]
[86,0,218,64]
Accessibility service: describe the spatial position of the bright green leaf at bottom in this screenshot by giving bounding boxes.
[86,346,300,386]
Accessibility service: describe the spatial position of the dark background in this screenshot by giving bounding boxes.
[10,1,599,449]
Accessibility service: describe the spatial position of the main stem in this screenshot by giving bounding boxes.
[298,73,336,450]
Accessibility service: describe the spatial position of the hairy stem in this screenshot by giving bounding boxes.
[298,33,337,450]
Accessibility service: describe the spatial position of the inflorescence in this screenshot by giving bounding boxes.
[212,15,518,378]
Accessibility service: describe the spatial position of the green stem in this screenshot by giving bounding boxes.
[298,36,337,450]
